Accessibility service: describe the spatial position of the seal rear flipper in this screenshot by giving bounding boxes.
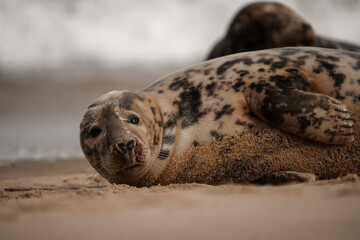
[246,86,355,144]
[251,171,316,185]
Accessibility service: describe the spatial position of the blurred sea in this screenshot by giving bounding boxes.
[0,0,359,164]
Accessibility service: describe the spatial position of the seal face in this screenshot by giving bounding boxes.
[80,47,360,185]
[80,91,164,184]
[207,2,360,59]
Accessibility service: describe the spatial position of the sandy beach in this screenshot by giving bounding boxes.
[0,159,359,240]
[1,1,360,239]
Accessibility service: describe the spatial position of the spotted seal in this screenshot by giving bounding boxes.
[80,47,360,185]
[207,2,360,59]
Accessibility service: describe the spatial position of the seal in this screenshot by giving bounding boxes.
[80,47,360,186]
[207,2,360,59]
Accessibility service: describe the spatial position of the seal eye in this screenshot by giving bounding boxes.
[89,127,102,138]
[128,115,140,125]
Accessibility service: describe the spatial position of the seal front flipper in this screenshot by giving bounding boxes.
[246,85,355,144]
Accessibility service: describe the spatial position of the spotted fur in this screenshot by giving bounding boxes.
[80,47,360,185]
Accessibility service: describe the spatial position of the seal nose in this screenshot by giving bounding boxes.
[116,139,134,153]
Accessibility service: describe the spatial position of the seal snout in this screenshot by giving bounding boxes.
[112,138,141,168]
[116,139,134,154]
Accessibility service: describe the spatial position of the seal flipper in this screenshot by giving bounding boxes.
[246,86,355,144]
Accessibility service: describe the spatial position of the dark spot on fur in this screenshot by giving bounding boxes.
[204,68,213,75]
[318,60,335,71]
[169,76,191,91]
[249,81,272,93]
[153,132,160,145]
[315,58,346,89]
[333,73,345,87]
[285,68,299,74]
[208,76,214,81]
[240,57,254,65]
[232,78,245,92]
[150,107,156,116]
[320,54,339,62]
[157,150,170,160]
[335,91,345,100]
[173,83,208,129]
[324,129,336,143]
[313,68,322,74]
[235,120,246,126]
[193,141,199,147]
[164,114,177,128]
[292,55,309,66]
[269,74,308,90]
[205,82,217,97]
[258,68,265,72]
[270,57,288,71]
[232,70,249,92]
[216,58,253,75]
[158,90,164,94]
[305,50,339,62]
[217,59,242,75]
[297,116,311,134]
[238,70,249,77]
[257,58,273,65]
[163,134,176,145]
[215,104,235,120]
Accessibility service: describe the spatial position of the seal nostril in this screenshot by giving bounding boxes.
[116,140,134,153]
[126,140,134,151]
[117,142,128,152]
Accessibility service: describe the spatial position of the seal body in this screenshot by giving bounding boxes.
[207,2,360,59]
[80,47,360,185]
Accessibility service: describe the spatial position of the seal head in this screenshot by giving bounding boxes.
[80,90,162,184]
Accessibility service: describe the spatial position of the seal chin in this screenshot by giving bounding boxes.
[109,162,151,184]
[115,162,147,177]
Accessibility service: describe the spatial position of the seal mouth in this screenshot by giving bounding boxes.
[111,138,147,172]
[117,150,137,167]
[91,137,151,183]
[121,163,142,171]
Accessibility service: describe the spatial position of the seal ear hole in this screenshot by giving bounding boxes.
[89,127,102,138]
[128,114,140,125]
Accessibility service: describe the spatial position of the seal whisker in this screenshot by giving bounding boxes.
[87,169,99,178]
